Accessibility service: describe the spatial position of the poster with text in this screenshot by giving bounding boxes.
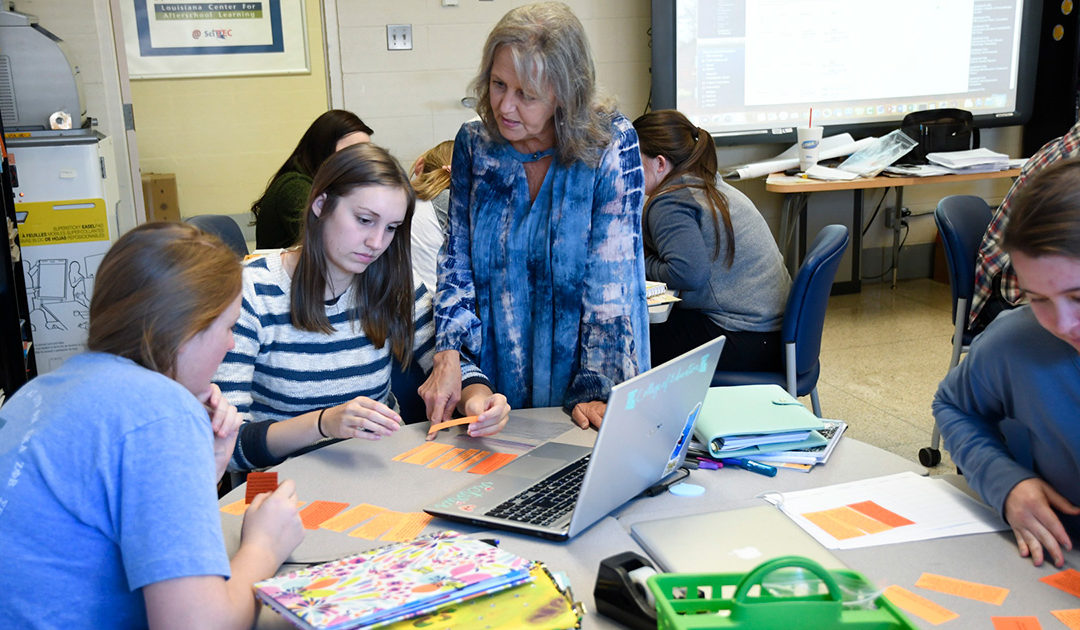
[120,1,309,79]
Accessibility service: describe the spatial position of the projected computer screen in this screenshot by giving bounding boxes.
[651,0,1040,145]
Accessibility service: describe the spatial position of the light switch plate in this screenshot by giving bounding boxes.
[387,24,412,50]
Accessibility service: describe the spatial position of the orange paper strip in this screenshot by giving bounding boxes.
[348,511,404,540]
[883,585,959,626]
[915,573,1009,605]
[380,512,433,542]
[403,441,454,465]
[319,503,386,533]
[427,448,464,469]
[467,452,518,475]
[299,501,350,529]
[220,499,247,515]
[244,471,278,504]
[802,508,867,540]
[440,448,479,470]
[849,500,916,527]
[1042,569,1080,598]
[428,415,479,435]
[453,450,492,472]
[392,443,430,462]
[991,617,1042,630]
[1051,609,1080,630]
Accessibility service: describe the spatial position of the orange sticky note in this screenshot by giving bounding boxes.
[299,501,349,529]
[883,585,959,625]
[441,448,479,470]
[427,447,464,469]
[244,471,278,504]
[348,511,404,540]
[467,452,518,475]
[802,507,867,540]
[1042,569,1080,598]
[915,573,1009,605]
[991,617,1042,630]
[452,450,492,472]
[220,499,247,515]
[427,415,479,435]
[319,503,387,533]
[380,512,433,542]
[403,442,455,465]
[392,443,430,462]
[849,500,915,527]
[1051,609,1080,630]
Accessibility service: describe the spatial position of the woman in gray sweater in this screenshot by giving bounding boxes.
[633,110,791,370]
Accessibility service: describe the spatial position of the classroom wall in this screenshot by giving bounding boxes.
[326,0,653,171]
[127,0,330,222]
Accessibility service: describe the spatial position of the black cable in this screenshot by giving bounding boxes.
[862,188,891,237]
[861,221,910,280]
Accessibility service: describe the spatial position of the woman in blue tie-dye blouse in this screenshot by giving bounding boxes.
[423,2,650,430]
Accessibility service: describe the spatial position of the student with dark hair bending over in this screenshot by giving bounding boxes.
[0,222,304,629]
[253,109,374,249]
[216,143,509,472]
[633,109,791,370]
[934,157,1080,568]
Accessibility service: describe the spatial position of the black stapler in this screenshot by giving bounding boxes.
[594,552,658,630]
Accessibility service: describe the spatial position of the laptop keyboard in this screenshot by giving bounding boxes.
[485,455,590,526]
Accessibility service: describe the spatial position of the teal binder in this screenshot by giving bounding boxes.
[693,384,826,458]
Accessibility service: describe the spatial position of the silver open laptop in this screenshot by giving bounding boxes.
[423,336,724,541]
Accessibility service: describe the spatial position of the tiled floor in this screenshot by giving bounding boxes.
[814,277,958,474]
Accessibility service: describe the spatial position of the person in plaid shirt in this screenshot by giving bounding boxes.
[969,121,1080,332]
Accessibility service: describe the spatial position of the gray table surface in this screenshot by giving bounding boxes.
[220,407,1080,629]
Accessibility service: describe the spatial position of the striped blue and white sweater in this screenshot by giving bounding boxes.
[215,251,489,471]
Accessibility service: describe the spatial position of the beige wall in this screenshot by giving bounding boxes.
[128,0,329,220]
[327,0,652,171]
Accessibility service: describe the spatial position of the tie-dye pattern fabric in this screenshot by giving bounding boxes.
[435,114,650,410]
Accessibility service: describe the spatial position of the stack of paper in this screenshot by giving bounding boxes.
[754,419,847,466]
[693,384,826,459]
[645,280,667,298]
[255,531,532,630]
[925,148,1010,173]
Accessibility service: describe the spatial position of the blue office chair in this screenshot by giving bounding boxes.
[711,224,849,417]
[919,195,994,467]
[390,355,430,424]
[185,214,249,258]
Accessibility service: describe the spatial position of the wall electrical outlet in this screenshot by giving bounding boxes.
[387,24,412,50]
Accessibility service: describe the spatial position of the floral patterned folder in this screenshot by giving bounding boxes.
[254,531,533,630]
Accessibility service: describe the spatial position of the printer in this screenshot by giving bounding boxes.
[0,7,86,131]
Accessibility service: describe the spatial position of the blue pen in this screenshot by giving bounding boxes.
[719,458,777,477]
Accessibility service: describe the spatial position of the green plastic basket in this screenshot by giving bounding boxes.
[646,555,917,630]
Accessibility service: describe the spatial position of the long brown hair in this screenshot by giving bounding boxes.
[1004,157,1080,259]
[88,222,242,376]
[292,143,418,365]
[633,109,735,266]
[411,140,454,201]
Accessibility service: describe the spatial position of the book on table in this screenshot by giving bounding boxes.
[254,531,533,630]
[693,384,826,459]
[753,419,848,466]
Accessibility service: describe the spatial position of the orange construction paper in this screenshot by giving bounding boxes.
[403,442,454,465]
[427,415,479,435]
[915,572,1009,605]
[380,512,434,542]
[348,511,404,540]
[299,501,350,529]
[426,447,464,468]
[467,452,518,475]
[220,499,247,515]
[1051,609,1080,630]
[392,442,430,462]
[849,500,916,527]
[991,617,1042,630]
[883,585,959,625]
[244,471,278,504]
[440,448,479,470]
[802,507,870,540]
[319,503,387,533]
[1041,569,1080,598]
[452,450,492,472]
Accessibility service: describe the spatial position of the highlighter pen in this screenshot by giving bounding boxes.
[719,458,777,477]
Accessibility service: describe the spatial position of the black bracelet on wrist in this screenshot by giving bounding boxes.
[317,408,329,438]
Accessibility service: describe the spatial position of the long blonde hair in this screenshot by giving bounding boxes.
[411,140,454,201]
